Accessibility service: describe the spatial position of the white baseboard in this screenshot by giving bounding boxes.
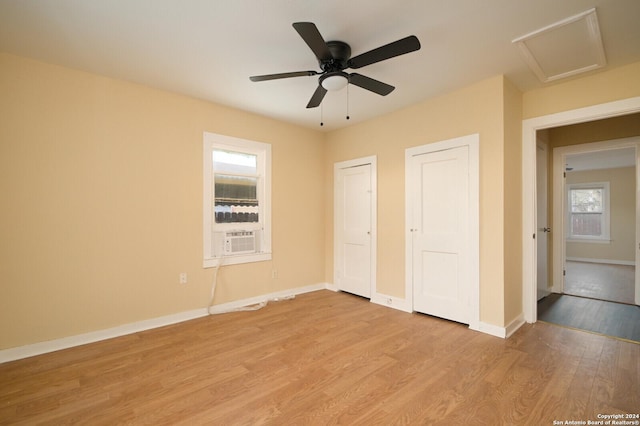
[505,313,526,338]
[324,283,339,292]
[566,257,635,266]
[1,283,328,364]
[370,293,412,313]
[476,314,525,339]
[0,308,209,364]
[207,283,326,314]
[325,286,416,305]
[1,283,527,363]
[476,322,507,338]
[325,284,411,312]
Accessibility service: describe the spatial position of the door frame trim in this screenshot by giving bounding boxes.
[333,156,377,298]
[405,134,480,331]
[522,96,640,323]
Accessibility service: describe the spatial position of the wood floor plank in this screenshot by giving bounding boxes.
[613,342,640,412]
[1,290,639,425]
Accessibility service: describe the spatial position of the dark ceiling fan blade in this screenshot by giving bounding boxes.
[306,85,328,108]
[250,70,319,82]
[293,22,333,62]
[348,35,421,69]
[349,73,395,96]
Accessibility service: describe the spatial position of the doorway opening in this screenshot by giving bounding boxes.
[550,140,639,302]
[522,97,640,325]
[536,136,640,343]
[562,145,637,305]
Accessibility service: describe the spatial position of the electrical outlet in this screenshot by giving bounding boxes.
[179,273,187,284]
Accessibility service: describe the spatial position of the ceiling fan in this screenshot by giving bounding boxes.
[250,22,421,108]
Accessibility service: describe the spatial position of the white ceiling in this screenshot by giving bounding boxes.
[566,147,636,172]
[1,0,640,131]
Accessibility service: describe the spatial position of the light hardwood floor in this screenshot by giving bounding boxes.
[1,290,638,425]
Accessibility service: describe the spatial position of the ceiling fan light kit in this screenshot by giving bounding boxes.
[249,22,421,115]
[320,72,349,91]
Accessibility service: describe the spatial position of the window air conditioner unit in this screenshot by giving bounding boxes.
[223,230,257,255]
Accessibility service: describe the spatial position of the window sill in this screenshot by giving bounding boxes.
[566,238,611,244]
[203,252,272,268]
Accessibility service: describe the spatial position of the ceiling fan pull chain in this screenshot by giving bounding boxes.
[320,102,324,126]
[346,84,350,121]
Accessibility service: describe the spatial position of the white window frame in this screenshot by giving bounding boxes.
[203,132,271,267]
[566,181,610,243]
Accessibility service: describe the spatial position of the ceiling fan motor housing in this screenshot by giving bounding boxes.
[322,41,351,71]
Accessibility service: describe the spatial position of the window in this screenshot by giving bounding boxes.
[203,132,271,267]
[213,150,259,224]
[566,182,610,242]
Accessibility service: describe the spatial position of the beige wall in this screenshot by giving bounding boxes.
[549,113,640,146]
[523,61,640,119]
[0,53,326,350]
[503,78,523,324]
[3,49,640,351]
[325,75,515,328]
[565,167,636,263]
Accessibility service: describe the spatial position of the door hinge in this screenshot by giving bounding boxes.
[563,269,566,276]
[533,233,536,239]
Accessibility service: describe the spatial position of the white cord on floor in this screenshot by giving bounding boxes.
[207,257,295,315]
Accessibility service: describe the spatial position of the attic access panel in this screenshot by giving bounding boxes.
[513,8,606,83]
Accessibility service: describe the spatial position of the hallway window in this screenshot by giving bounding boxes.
[567,182,610,241]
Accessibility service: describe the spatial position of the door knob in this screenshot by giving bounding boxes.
[543,227,551,233]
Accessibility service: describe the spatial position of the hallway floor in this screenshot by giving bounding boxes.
[538,261,638,342]
[565,260,635,305]
[538,293,640,343]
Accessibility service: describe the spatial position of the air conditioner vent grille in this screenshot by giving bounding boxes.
[224,230,256,255]
[212,230,260,257]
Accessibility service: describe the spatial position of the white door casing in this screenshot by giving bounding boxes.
[406,134,480,330]
[334,157,376,298]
